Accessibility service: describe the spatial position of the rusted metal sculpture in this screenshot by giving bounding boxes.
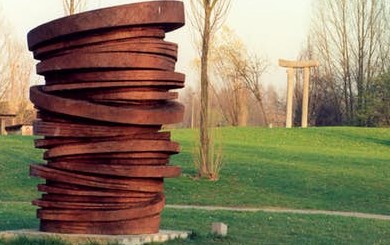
[27,1,185,235]
[279,59,319,128]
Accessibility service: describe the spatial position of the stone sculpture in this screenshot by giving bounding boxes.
[279,59,319,128]
[27,1,185,235]
[0,102,16,135]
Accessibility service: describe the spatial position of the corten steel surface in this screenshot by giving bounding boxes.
[27,1,185,235]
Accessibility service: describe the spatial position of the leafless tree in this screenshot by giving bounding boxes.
[0,8,34,114]
[178,86,200,129]
[231,53,270,126]
[205,25,270,127]
[189,0,231,180]
[63,0,86,15]
[265,84,283,127]
[309,0,390,125]
[0,11,33,103]
[211,26,248,127]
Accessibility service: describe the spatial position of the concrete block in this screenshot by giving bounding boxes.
[211,222,228,236]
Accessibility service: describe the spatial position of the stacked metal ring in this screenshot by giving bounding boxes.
[27,1,185,235]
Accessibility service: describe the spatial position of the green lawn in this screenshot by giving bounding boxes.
[0,202,389,245]
[0,135,43,202]
[167,127,390,214]
[0,127,389,244]
[0,127,389,213]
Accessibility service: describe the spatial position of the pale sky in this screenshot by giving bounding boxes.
[1,0,312,93]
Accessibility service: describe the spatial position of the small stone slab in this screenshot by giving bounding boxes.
[44,70,185,84]
[36,52,176,75]
[32,28,166,59]
[30,165,164,192]
[47,162,181,178]
[37,184,155,198]
[30,86,184,125]
[27,1,185,49]
[211,222,228,237]
[0,229,190,245]
[43,139,180,158]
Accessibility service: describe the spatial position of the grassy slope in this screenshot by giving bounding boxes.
[0,127,389,215]
[0,127,389,244]
[0,136,42,202]
[167,127,390,214]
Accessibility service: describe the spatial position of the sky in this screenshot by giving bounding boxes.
[1,0,313,93]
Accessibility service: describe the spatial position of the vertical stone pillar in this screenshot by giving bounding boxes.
[0,118,5,135]
[286,68,295,128]
[301,67,310,128]
[279,59,319,128]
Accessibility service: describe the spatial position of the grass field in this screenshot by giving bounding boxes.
[0,127,389,244]
[168,127,390,214]
[0,202,389,245]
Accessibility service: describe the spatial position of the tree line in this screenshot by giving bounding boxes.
[0,6,35,124]
[183,0,389,130]
[299,0,390,127]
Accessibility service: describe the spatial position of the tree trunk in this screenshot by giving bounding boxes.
[69,0,75,15]
[254,90,268,126]
[199,6,211,176]
[237,87,248,126]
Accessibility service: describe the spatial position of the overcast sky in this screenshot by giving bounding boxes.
[1,0,312,93]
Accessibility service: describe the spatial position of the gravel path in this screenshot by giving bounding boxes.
[166,204,390,221]
[1,201,388,221]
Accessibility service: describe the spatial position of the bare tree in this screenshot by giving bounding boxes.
[298,36,343,126]
[211,26,248,127]
[0,8,35,124]
[205,25,270,127]
[265,84,283,127]
[309,0,390,125]
[232,54,270,126]
[189,0,231,180]
[178,86,199,128]
[0,8,10,101]
[63,0,86,15]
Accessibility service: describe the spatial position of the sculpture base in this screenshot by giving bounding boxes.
[0,229,190,245]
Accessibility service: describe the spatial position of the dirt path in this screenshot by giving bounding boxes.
[166,204,390,221]
[1,201,388,221]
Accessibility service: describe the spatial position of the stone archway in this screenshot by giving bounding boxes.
[279,59,319,128]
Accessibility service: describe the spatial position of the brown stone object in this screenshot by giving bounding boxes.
[27,1,185,235]
[43,139,180,159]
[44,70,185,84]
[33,121,162,138]
[41,81,184,92]
[37,184,155,198]
[34,132,171,148]
[30,86,184,125]
[30,165,164,193]
[34,35,177,60]
[27,1,184,49]
[40,215,161,235]
[41,194,154,204]
[36,53,176,75]
[47,162,182,178]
